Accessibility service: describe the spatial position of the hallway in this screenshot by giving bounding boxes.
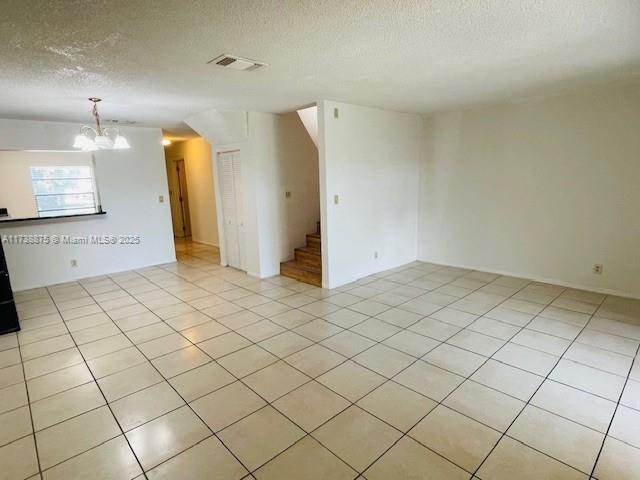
[175,239,220,267]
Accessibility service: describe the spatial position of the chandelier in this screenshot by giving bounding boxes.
[73,98,130,151]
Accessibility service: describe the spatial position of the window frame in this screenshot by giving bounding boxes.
[29,165,99,218]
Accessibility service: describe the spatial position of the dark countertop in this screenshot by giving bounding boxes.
[0,211,107,226]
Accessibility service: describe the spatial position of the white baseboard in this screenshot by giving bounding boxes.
[191,238,219,247]
[419,257,640,300]
[12,255,178,292]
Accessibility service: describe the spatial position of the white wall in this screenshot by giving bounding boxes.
[0,150,94,219]
[418,83,640,298]
[186,110,319,278]
[165,138,219,246]
[187,110,261,276]
[0,118,175,290]
[297,106,318,147]
[318,101,422,288]
[185,110,248,145]
[256,111,319,275]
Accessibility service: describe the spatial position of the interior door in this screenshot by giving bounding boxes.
[219,151,244,269]
[166,158,192,238]
[166,159,184,237]
[231,152,244,270]
[175,159,192,237]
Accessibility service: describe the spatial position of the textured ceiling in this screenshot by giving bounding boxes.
[1,0,639,135]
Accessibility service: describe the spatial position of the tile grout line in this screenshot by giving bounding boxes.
[220,265,509,476]
[71,279,257,478]
[16,259,633,380]
[39,284,150,480]
[10,281,628,466]
[120,259,513,475]
[349,272,557,477]
[588,343,640,479]
[13,331,44,479]
[354,274,640,427]
[471,291,610,479]
[10,294,552,471]
[11,263,575,476]
[11,254,638,479]
[122,265,374,476]
[15,296,634,386]
[186,267,543,476]
[11,287,635,416]
[5,274,589,365]
[24,251,621,356]
[96,260,365,471]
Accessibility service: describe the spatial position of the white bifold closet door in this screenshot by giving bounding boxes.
[218,151,245,270]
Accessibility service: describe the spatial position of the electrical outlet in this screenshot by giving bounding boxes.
[374,251,379,259]
[593,264,603,275]
[71,259,78,268]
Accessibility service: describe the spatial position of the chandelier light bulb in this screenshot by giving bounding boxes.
[94,135,114,149]
[113,135,131,149]
[73,134,91,149]
[81,139,98,151]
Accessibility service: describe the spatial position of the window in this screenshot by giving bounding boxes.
[30,166,97,217]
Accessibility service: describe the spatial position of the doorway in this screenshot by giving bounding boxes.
[218,150,245,270]
[166,158,192,239]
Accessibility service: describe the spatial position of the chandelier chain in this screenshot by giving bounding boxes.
[91,100,103,135]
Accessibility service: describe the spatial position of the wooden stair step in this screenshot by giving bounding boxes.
[306,233,321,250]
[282,227,322,287]
[295,246,321,268]
[280,260,321,287]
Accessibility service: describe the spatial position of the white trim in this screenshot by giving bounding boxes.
[191,238,219,247]
[317,101,329,289]
[419,257,640,300]
[12,255,177,292]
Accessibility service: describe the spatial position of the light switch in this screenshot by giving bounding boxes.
[333,195,339,205]
[159,195,164,203]
[285,191,292,199]
[334,108,339,119]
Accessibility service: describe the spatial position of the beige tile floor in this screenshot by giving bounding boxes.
[1,241,640,479]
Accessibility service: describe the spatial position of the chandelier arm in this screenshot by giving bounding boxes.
[80,125,97,137]
[101,126,119,137]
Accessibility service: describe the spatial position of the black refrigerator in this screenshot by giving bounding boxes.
[0,240,19,334]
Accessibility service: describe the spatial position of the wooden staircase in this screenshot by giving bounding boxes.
[280,222,322,287]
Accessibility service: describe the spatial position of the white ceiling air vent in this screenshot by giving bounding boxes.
[208,54,267,71]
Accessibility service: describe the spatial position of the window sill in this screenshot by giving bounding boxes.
[0,211,107,226]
